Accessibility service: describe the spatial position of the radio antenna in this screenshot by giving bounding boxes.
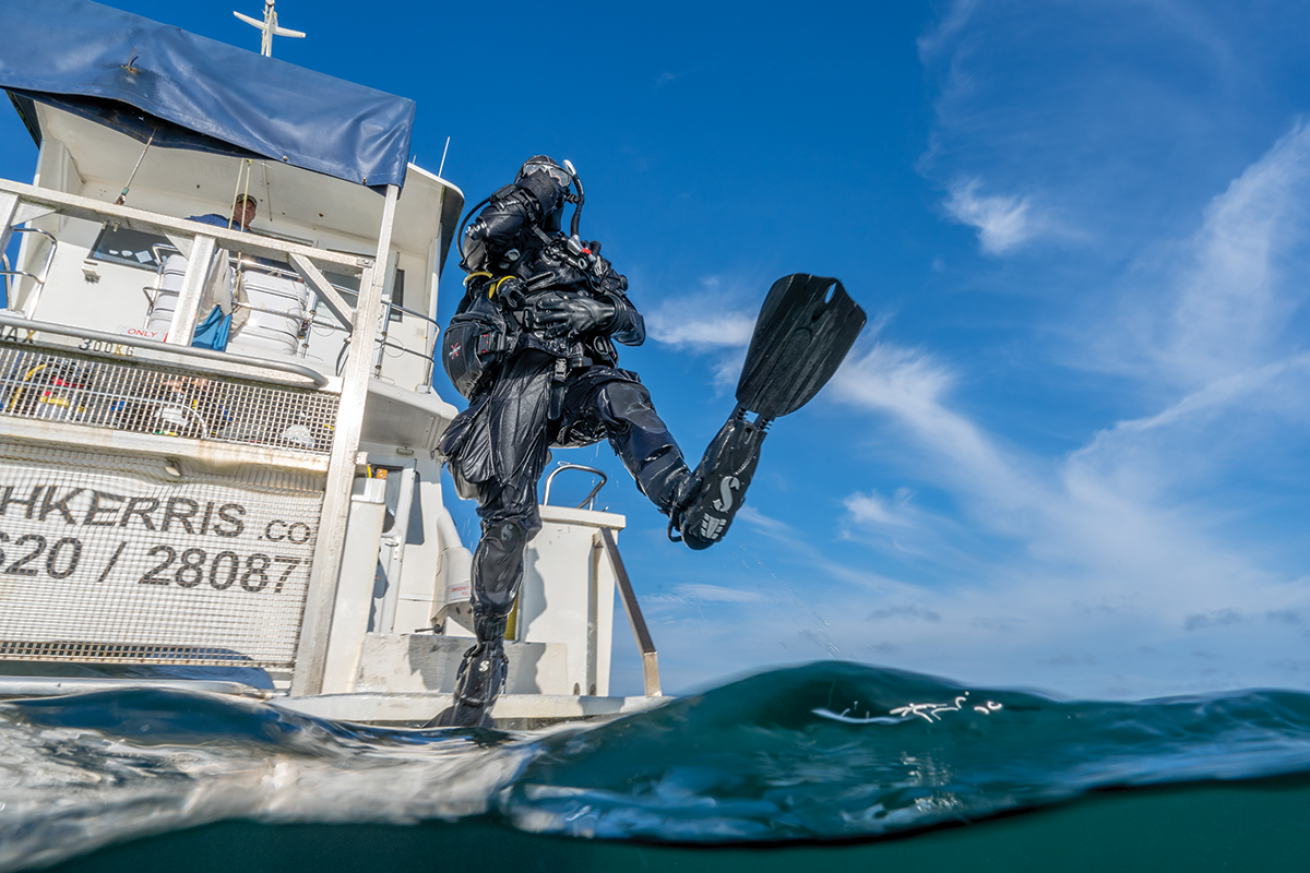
[234,1,305,57]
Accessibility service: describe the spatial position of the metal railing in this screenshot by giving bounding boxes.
[542,463,609,510]
[308,295,442,381]
[0,311,330,389]
[1,227,56,308]
[0,179,368,346]
[0,317,339,454]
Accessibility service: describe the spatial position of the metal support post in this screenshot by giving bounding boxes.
[165,233,216,345]
[0,191,18,266]
[595,528,661,696]
[289,252,355,330]
[291,183,399,696]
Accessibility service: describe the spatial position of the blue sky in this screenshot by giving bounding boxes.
[4,0,1310,700]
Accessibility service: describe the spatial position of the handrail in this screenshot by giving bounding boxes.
[3,228,58,316]
[543,463,608,509]
[594,528,660,697]
[385,300,441,329]
[0,312,330,388]
[171,250,443,380]
[310,322,438,384]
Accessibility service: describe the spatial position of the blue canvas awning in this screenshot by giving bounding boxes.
[0,0,415,191]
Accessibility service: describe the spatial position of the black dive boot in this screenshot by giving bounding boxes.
[428,609,510,728]
[429,641,508,728]
[671,409,767,550]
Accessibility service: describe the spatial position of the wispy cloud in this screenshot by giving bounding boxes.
[624,3,1310,701]
[843,490,915,527]
[867,604,942,623]
[672,583,767,603]
[944,179,1041,254]
[646,311,754,350]
[832,341,1022,501]
[756,122,1310,698]
[917,0,982,62]
[1185,609,1244,631]
[645,276,760,390]
[1154,122,1310,386]
[645,277,756,350]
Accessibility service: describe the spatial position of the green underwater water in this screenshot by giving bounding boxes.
[45,775,1310,873]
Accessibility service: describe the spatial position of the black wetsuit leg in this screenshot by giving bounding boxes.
[555,368,693,513]
[448,350,560,627]
[435,351,556,726]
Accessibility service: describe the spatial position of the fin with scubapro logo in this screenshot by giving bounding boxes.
[672,274,866,550]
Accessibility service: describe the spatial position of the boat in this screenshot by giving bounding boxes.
[0,0,664,728]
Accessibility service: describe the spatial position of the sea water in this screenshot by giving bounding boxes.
[1,662,1309,872]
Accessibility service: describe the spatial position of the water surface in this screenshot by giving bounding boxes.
[2,662,1307,871]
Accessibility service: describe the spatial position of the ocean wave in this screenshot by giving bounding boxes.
[2,662,1310,868]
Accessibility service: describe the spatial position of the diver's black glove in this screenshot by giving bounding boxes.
[536,296,615,339]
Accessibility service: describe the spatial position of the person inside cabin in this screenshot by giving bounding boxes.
[188,193,258,231]
[166,194,260,355]
[188,193,280,271]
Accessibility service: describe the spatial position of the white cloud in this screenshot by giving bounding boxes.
[944,179,1039,254]
[646,310,755,350]
[1155,122,1310,386]
[671,584,766,603]
[643,276,762,392]
[867,604,942,623]
[737,504,795,535]
[624,17,1310,702]
[761,126,1310,699]
[843,490,909,527]
[917,0,982,62]
[645,276,756,351]
[833,342,1025,504]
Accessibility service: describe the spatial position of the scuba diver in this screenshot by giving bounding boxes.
[432,156,864,728]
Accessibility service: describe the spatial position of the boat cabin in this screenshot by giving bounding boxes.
[0,0,660,726]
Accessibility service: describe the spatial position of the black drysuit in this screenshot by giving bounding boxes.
[439,174,690,651]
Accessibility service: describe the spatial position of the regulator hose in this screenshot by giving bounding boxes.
[568,169,585,239]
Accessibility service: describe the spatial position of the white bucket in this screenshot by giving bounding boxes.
[228,270,311,357]
[144,254,189,337]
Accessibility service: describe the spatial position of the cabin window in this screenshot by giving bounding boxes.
[89,224,170,270]
[322,271,360,293]
[310,270,361,333]
[312,267,405,325]
[389,267,405,322]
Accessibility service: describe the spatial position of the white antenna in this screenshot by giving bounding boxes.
[233,1,305,58]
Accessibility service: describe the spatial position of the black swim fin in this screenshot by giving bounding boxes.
[736,274,866,419]
[673,275,866,549]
